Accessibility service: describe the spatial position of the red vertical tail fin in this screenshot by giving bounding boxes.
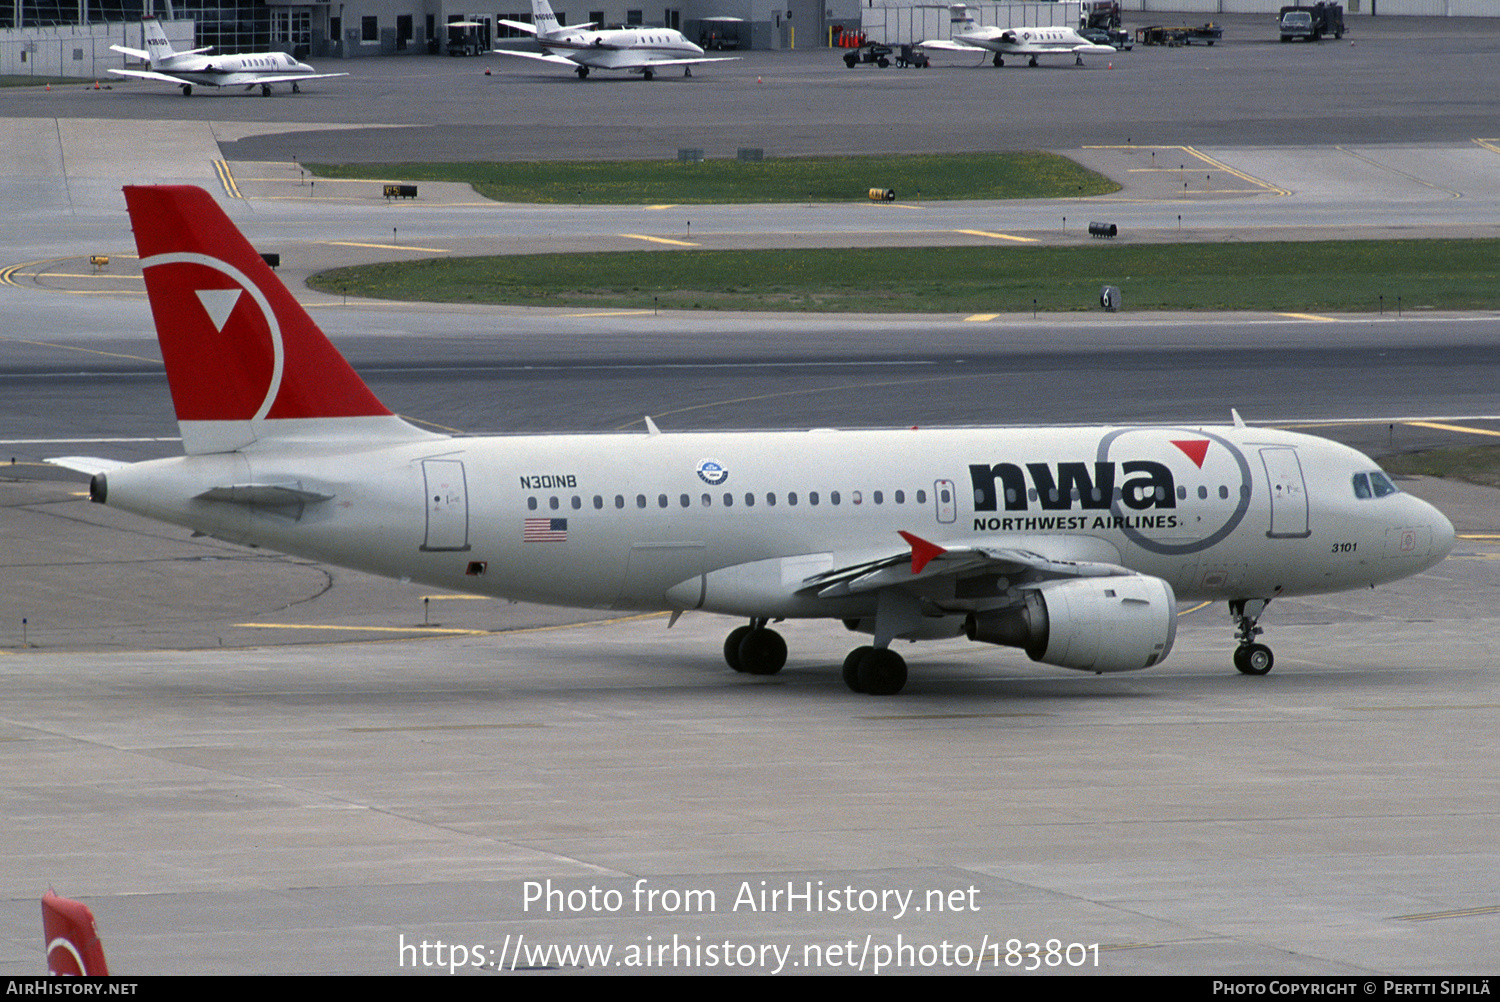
[123,186,436,454]
[42,891,109,977]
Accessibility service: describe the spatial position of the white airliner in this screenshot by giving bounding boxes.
[921,20,1116,67]
[109,17,346,97]
[56,186,1454,696]
[492,0,737,79]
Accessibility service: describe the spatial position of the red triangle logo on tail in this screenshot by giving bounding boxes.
[1172,439,1210,468]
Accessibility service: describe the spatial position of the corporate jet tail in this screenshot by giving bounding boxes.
[123,186,438,455]
[110,17,211,68]
[528,0,562,34]
[42,891,109,976]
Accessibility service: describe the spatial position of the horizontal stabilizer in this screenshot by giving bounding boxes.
[46,456,127,476]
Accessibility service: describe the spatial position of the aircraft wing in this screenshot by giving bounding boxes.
[492,49,579,67]
[916,39,986,52]
[635,56,740,67]
[797,531,1133,602]
[231,71,349,85]
[107,68,197,85]
[109,43,151,60]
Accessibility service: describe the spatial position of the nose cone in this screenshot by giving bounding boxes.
[295,60,316,73]
[1427,501,1456,565]
[1398,493,1455,575]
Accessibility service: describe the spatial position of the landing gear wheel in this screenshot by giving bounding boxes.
[737,628,787,675]
[684,66,692,77]
[856,648,908,696]
[1028,56,1039,67]
[1234,644,1274,676]
[181,84,192,96]
[576,66,589,79]
[292,82,301,93]
[642,68,654,80]
[992,53,1003,67]
[260,84,271,96]
[842,646,874,693]
[724,625,754,672]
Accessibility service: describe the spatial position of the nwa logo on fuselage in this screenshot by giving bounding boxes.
[969,460,1176,512]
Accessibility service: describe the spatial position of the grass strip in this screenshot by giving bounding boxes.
[308,239,1500,314]
[303,152,1118,204]
[1383,445,1500,489]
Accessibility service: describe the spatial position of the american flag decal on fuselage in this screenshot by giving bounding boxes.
[524,517,568,542]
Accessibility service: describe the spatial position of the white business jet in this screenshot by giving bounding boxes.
[921,6,1116,68]
[492,0,736,79]
[109,17,346,96]
[55,186,1453,696]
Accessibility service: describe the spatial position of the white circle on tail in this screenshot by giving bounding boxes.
[141,251,284,421]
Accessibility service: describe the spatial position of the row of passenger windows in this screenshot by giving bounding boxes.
[996,485,1242,504]
[528,488,931,512]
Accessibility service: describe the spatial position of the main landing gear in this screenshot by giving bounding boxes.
[180,84,193,96]
[842,646,907,696]
[720,622,909,694]
[723,620,787,676]
[992,53,1004,67]
[1230,598,1275,675]
[260,84,272,96]
[576,66,590,79]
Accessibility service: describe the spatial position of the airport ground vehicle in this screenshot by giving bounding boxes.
[1136,23,1222,46]
[842,43,929,68]
[1079,27,1131,51]
[844,43,892,68]
[1279,3,1345,41]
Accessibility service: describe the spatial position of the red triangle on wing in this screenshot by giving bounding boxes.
[898,531,946,575]
[1172,439,1210,468]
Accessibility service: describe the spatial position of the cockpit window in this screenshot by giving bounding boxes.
[1353,471,1399,499]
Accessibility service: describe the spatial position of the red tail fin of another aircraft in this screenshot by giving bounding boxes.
[123,186,434,455]
[42,891,109,977]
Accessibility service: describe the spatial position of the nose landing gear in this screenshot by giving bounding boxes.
[1230,598,1275,675]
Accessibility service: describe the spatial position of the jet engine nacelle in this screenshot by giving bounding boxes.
[965,574,1176,673]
